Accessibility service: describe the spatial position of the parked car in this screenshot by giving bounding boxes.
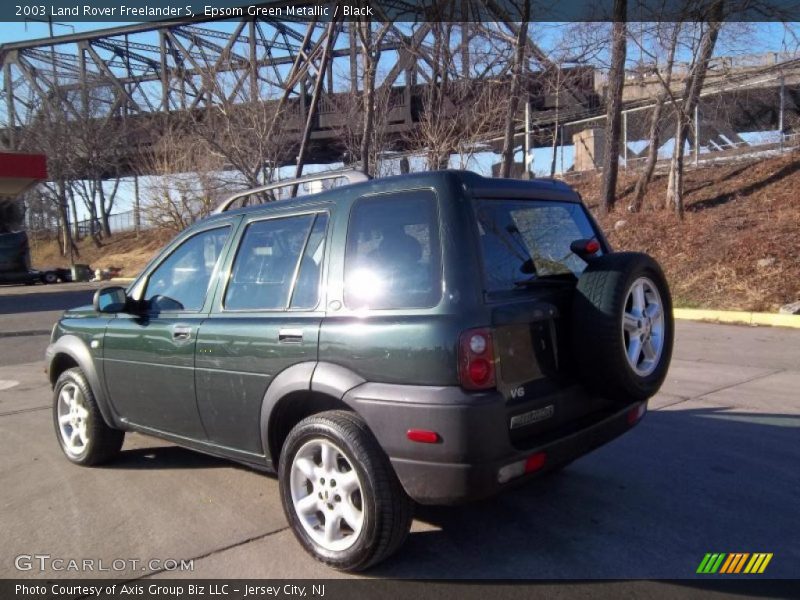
[46,170,673,571]
[0,231,72,285]
[0,231,39,285]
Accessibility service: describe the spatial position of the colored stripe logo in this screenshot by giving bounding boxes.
[697,553,773,574]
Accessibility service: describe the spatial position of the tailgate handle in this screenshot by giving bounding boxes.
[279,328,304,343]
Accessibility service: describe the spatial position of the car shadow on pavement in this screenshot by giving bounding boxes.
[110,446,232,470]
[0,288,95,314]
[369,406,799,584]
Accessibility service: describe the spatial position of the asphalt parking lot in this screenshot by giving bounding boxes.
[0,283,798,580]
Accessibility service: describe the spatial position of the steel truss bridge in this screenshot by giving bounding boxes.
[1,7,799,179]
[0,7,600,177]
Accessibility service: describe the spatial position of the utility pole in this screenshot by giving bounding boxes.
[133,175,141,236]
[779,75,785,152]
[524,98,532,177]
[694,104,699,166]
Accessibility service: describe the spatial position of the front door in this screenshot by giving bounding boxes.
[195,211,329,454]
[102,225,231,439]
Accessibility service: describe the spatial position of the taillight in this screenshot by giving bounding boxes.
[458,328,496,390]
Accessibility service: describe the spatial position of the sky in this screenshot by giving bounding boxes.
[0,21,130,44]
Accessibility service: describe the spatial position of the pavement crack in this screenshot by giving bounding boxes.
[652,369,784,412]
[0,329,51,338]
[694,368,785,401]
[652,396,691,411]
[0,405,49,417]
[134,526,291,580]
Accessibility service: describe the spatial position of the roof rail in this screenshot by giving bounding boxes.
[213,169,370,214]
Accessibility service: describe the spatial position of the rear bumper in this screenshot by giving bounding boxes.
[391,402,643,504]
[343,382,645,505]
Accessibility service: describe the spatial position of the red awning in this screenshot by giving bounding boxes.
[0,152,48,197]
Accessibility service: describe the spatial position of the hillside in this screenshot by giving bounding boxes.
[573,152,800,312]
[30,229,172,279]
[30,152,799,312]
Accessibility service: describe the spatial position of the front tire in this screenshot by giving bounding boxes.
[53,368,124,466]
[278,410,413,571]
[42,271,58,284]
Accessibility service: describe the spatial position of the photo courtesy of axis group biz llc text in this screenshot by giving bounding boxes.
[0,0,799,598]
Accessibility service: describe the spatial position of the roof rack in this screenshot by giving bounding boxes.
[213,169,370,214]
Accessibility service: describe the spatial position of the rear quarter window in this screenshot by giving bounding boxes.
[345,190,441,310]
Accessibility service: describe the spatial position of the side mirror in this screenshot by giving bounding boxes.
[93,286,128,314]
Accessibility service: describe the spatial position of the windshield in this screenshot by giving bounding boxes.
[475,199,600,293]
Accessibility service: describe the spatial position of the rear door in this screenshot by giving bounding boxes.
[194,209,329,454]
[474,198,613,443]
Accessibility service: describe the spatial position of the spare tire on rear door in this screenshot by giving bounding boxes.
[572,252,673,402]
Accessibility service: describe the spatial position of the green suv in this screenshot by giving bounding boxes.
[46,170,673,570]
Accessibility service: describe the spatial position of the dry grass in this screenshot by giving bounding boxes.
[573,152,800,312]
[30,229,173,279]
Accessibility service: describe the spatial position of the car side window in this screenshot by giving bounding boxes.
[225,214,320,311]
[290,213,329,310]
[345,190,441,310]
[145,227,230,312]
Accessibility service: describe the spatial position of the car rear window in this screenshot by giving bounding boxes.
[475,199,599,293]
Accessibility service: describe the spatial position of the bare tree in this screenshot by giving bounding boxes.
[630,22,682,212]
[356,20,391,176]
[70,108,126,238]
[666,2,724,217]
[600,0,628,213]
[19,95,79,258]
[334,82,396,177]
[409,78,508,170]
[499,1,530,178]
[139,125,226,232]
[192,99,293,196]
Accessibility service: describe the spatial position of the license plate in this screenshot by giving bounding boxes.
[510,404,555,429]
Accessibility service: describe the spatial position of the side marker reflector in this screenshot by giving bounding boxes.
[407,429,440,444]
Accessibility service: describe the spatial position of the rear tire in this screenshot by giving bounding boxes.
[572,252,673,402]
[278,410,413,571]
[53,368,124,466]
[42,271,58,284]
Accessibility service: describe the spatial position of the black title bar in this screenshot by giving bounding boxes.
[3,0,800,23]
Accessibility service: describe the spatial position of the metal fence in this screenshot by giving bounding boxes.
[26,209,150,240]
[74,210,141,236]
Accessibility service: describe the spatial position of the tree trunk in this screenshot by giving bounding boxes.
[600,0,628,213]
[499,4,530,178]
[358,21,384,178]
[98,182,112,237]
[666,7,722,217]
[630,95,665,211]
[56,180,78,260]
[550,70,561,177]
[68,186,81,242]
[133,174,141,236]
[630,23,681,212]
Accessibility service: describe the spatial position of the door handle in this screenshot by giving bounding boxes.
[172,325,193,341]
[278,328,303,343]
